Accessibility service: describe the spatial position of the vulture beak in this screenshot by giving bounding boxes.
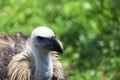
[50,37,63,53]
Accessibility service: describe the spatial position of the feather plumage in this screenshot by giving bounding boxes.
[0,28,68,80]
[0,32,28,80]
[51,52,68,80]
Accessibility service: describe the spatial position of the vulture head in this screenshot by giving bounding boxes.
[7,26,67,80]
[30,26,63,54]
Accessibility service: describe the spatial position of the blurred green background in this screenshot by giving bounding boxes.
[0,0,120,80]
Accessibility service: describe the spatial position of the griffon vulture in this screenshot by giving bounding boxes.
[0,26,68,80]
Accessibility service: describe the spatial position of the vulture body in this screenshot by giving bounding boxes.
[0,26,68,80]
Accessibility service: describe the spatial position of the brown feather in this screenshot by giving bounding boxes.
[51,52,68,80]
[8,53,32,80]
[0,32,29,80]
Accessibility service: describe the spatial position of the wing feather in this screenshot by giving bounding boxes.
[0,32,29,80]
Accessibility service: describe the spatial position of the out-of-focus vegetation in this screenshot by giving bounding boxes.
[0,0,120,80]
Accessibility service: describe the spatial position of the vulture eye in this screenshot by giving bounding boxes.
[37,36,44,41]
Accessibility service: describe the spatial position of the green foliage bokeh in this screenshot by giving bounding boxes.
[0,0,120,80]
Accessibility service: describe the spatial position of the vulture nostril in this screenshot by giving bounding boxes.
[51,36,56,40]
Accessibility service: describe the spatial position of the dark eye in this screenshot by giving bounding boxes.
[37,36,44,41]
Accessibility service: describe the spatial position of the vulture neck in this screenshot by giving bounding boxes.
[30,46,53,80]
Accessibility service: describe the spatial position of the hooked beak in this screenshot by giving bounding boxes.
[50,37,63,53]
